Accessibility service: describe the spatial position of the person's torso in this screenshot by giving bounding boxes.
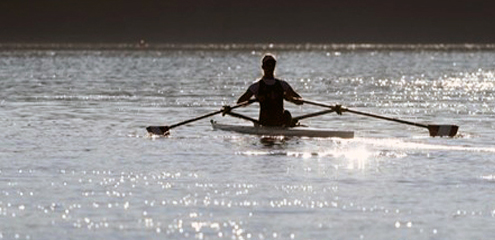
[255,78,285,126]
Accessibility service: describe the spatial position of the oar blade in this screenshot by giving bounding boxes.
[146,126,170,135]
[427,125,459,137]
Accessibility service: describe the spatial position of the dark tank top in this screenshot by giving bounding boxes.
[256,79,285,126]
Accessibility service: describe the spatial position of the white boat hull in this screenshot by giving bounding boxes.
[211,121,354,139]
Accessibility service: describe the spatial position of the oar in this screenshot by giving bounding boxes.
[293,109,335,121]
[223,111,261,125]
[146,99,256,135]
[300,99,459,137]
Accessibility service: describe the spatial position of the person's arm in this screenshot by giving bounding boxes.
[237,90,254,103]
[283,83,303,105]
[237,82,258,103]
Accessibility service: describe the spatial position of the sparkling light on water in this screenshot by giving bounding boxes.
[1,45,495,239]
[342,146,372,170]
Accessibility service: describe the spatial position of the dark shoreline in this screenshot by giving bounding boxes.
[2,43,495,52]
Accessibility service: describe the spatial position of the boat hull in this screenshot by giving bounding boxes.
[211,121,354,139]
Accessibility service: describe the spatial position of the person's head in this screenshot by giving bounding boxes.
[261,54,276,74]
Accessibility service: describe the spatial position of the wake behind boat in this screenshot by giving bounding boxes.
[211,120,354,139]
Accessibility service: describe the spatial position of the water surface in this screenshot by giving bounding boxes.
[1,44,495,239]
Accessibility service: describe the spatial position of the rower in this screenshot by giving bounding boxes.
[225,54,303,127]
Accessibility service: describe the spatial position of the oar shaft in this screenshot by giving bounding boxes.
[301,100,334,109]
[224,111,260,125]
[293,109,335,121]
[168,110,222,129]
[168,99,255,130]
[343,109,428,129]
[301,99,428,128]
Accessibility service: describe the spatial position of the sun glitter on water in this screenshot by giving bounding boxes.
[343,146,372,170]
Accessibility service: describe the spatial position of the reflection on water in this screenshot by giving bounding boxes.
[342,146,372,170]
[259,136,287,147]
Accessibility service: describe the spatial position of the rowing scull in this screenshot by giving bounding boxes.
[211,120,354,139]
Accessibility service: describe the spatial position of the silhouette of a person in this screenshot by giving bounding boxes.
[236,54,303,126]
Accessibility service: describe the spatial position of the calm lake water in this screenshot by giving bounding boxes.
[1,44,495,239]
